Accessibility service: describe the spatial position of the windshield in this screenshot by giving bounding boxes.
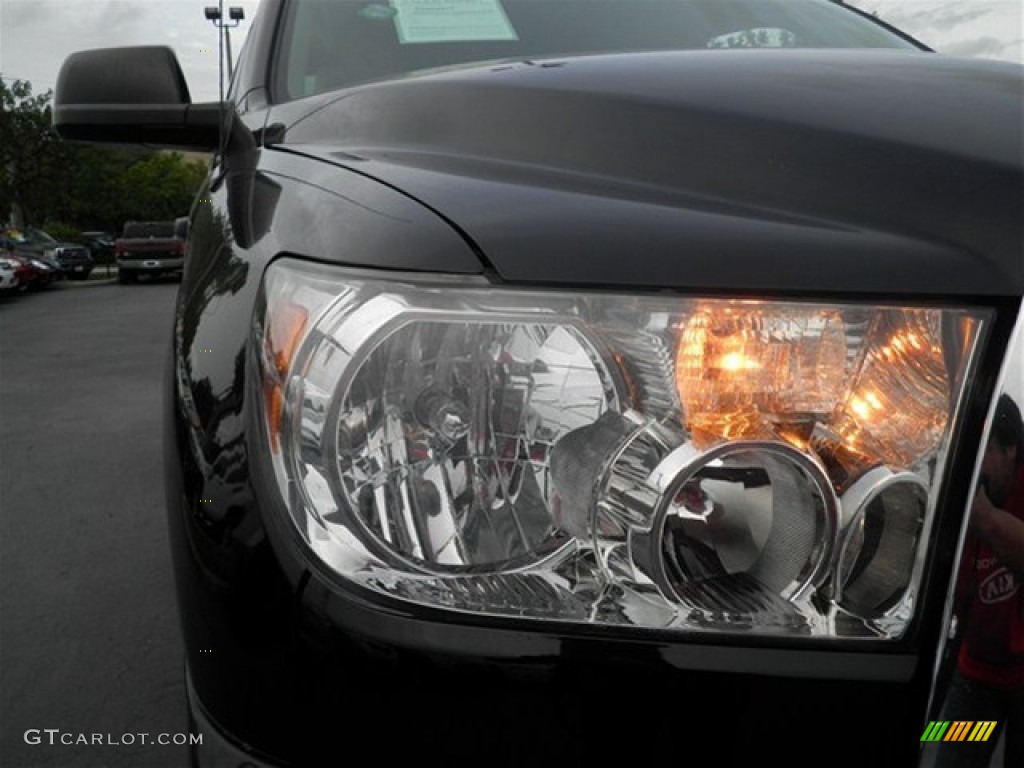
[4,227,57,246]
[26,228,59,245]
[277,0,920,100]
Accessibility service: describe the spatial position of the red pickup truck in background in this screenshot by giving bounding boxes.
[114,217,187,284]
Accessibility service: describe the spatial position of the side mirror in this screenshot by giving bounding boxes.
[54,46,222,151]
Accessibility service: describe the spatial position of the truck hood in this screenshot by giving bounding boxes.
[272,49,1024,296]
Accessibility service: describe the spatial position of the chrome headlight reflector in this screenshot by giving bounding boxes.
[257,259,987,640]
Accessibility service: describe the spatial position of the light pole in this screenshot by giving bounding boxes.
[204,3,245,103]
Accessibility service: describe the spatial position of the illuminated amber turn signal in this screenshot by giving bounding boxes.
[263,301,308,452]
[675,305,847,448]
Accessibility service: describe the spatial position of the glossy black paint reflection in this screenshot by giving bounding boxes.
[272,49,1023,295]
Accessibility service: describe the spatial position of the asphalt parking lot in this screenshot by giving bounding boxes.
[0,278,188,767]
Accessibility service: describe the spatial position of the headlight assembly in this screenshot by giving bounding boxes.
[256,258,988,640]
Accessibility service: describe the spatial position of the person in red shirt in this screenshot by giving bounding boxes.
[937,394,1024,768]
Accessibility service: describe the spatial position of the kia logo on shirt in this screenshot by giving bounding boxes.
[979,567,1019,605]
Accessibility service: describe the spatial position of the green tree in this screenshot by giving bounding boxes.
[56,145,144,232]
[0,78,64,225]
[119,152,208,223]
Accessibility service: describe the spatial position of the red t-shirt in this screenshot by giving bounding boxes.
[957,466,1024,688]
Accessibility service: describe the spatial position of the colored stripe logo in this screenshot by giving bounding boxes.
[920,721,997,742]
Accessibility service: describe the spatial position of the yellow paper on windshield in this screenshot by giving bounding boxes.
[391,0,518,44]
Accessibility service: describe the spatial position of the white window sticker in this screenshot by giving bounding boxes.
[391,0,519,45]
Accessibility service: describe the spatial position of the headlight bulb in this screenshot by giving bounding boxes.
[675,305,850,448]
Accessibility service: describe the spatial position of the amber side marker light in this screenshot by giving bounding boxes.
[263,301,308,452]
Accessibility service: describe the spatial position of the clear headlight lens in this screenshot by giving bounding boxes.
[257,259,987,639]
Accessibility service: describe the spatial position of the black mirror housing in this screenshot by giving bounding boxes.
[54,46,222,152]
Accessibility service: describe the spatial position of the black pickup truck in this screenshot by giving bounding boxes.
[53,1,1023,766]
[113,217,187,283]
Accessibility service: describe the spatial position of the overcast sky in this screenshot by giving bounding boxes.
[1,0,1021,103]
[1,0,262,102]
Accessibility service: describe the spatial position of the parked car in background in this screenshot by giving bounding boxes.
[4,253,52,291]
[33,253,65,282]
[114,218,188,283]
[80,231,116,265]
[54,1,1023,766]
[53,243,94,280]
[4,226,68,260]
[0,257,20,295]
[2,226,58,258]
[29,256,60,288]
[2,226,82,281]
[1,231,40,261]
